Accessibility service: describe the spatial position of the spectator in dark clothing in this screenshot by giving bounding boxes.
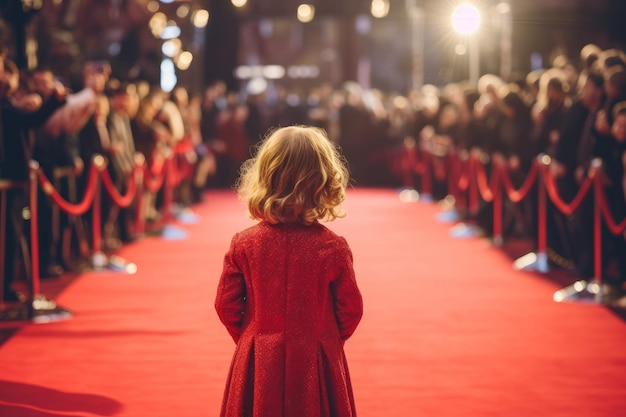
[529,71,571,262]
[1,56,67,302]
[596,102,626,287]
[338,85,375,186]
[31,66,97,277]
[593,66,626,156]
[530,72,570,158]
[498,89,533,237]
[552,72,605,197]
[552,72,606,277]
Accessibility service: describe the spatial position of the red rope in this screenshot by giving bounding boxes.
[595,176,626,235]
[473,158,500,203]
[499,162,539,203]
[431,156,447,181]
[446,152,462,199]
[542,167,593,216]
[143,159,167,193]
[37,163,99,216]
[456,157,470,191]
[100,166,138,208]
[29,163,41,296]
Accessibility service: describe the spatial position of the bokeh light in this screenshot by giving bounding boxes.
[297,4,315,23]
[192,9,210,28]
[371,0,390,19]
[231,0,247,8]
[451,4,480,35]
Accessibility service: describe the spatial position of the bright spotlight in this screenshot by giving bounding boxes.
[231,0,247,8]
[451,4,480,35]
[371,0,389,18]
[297,4,315,23]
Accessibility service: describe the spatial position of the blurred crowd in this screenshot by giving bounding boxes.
[2,40,626,303]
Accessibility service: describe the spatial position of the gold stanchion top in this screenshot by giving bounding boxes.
[93,154,106,169]
[539,154,552,166]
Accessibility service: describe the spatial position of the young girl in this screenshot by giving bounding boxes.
[215,125,363,417]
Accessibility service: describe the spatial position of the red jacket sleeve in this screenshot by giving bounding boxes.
[215,233,246,343]
[331,237,363,341]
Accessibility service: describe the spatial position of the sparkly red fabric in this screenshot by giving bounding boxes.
[215,221,363,417]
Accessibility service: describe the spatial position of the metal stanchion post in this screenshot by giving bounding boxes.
[27,161,73,323]
[513,155,550,273]
[492,166,503,248]
[553,159,621,304]
[91,155,137,274]
[0,183,7,305]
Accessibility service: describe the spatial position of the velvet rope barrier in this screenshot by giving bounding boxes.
[473,157,504,242]
[595,176,626,236]
[133,154,146,236]
[537,158,549,262]
[400,139,417,189]
[399,140,433,197]
[473,157,500,203]
[28,161,41,297]
[143,157,167,193]
[542,164,594,216]
[161,156,177,223]
[593,174,603,282]
[418,149,433,197]
[431,155,447,182]
[37,161,99,216]
[91,168,103,258]
[499,162,539,203]
[169,153,187,188]
[467,156,480,214]
[446,151,462,202]
[455,153,471,211]
[99,164,139,208]
[136,149,188,229]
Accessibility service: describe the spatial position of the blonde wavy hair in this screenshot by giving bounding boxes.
[237,125,349,225]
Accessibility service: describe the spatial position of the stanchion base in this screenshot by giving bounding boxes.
[492,235,504,248]
[513,252,549,273]
[436,209,460,223]
[161,224,189,240]
[107,255,138,274]
[0,295,73,323]
[397,188,420,203]
[30,295,74,323]
[553,280,623,305]
[92,252,138,274]
[449,222,483,239]
[175,208,199,224]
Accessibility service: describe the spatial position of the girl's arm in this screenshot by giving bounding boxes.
[215,234,247,343]
[331,238,363,341]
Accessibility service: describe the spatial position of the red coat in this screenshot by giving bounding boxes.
[215,221,363,417]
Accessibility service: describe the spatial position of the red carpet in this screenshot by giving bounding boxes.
[1,189,626,417]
